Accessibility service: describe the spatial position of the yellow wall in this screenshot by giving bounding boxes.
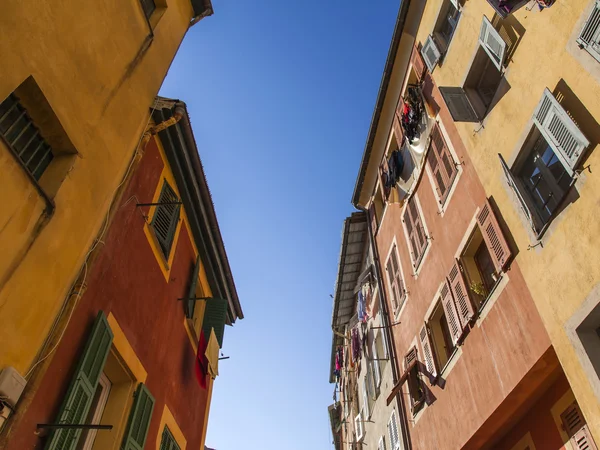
[415,0,600,440]
[0,0,194,376]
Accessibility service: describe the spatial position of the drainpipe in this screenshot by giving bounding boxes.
[358,205,412,450]
[141,107,184,148]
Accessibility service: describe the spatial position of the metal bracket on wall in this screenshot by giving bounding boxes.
[37,424,113,431]
[176,296,228,302]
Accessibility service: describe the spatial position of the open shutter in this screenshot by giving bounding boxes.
[577,0,600,62]
[160,427,181,450]
[440,87,479,122]
[421,36,442,73]
[186,255,201,319]
[362,377,370,418]
[561,401,598,450]
[411,44,426,81]
[355,411,364,441]
[479,16,507,70]
[121,383,155,450]
[499,153,538,233]
[388,410,400,450]
[477,199,512,272]
[419,324,437,378]
[448,259,475,328]
[379,436,387,450]
[45,312,113,450]
[202,297,228,348]
[533,88,590,175]
[440,281,462,345]
[152,181,181,258]
[372,337,381,388]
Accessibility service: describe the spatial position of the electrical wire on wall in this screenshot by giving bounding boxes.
[24,106,159,380]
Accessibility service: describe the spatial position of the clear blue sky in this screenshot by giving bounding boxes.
[159,2,398,448]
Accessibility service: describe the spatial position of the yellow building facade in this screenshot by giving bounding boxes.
[0,0,211,382]
[412,0,600,441]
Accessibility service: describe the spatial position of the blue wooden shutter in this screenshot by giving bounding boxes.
[186,255,201,319]
[121,383,155,450]
[45,312,113,450]
[151,181,181,258]
[202,298,228,347]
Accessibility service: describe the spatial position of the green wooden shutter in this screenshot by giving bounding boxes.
[159,427,181,450]
[121,383,155,450]
[202,298,228,347]
[151,181,181,259]
[186,255,201,319]
[45,311,113,450]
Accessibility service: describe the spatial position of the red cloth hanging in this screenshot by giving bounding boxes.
[195,330,209,389]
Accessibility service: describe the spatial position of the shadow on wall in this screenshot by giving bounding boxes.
[492,13,526,65]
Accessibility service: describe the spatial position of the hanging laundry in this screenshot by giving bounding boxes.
[351,328,361,362]
[364,282,375,318]
[357,290,368,323]
[194,331,209,390]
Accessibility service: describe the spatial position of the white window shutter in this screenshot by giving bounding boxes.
[421,36,442,73]
[533,88,590,175]
[355,411,364,441]
[362,377,370,418]
[388,410,400,450]
[577,0,600,62]
[478,16,507,70]
[379,436,387,450]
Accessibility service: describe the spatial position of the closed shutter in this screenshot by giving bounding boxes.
[561,401,598,450]
[379,436,387,450]
[45,312,113,450]
[428,124,457,202]
[186,255,201,319]
[372,337,381,388]
[477,199,512,272]
[419,324,437,378]
[448,259,475,328]
[202,297,228,348]
[412,44,426,81]
[151,181,181,258]
[532,88,590,175]
[421,36,442,73]
[440,87,479,122]
[387,258,399,312]
[577,0,600,62]
[369,202,379,235]
[362,377,370,418]
[355,411,364,441]
[404,198,428,267]
[479,16,507,70]
[159,427,181,450]
[440,281,461,345]
[121,383,155,450]
[388,410,400,450]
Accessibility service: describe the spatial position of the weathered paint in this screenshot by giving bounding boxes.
[4,136,213,449]
[0,0,195,376]
[415,0,600,439]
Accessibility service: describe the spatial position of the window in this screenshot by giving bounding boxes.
[362,377,370,419]
[500,88,589,235]
[372,335,381,389]
[577,0,600,62]
[421,0,461,72]
[421,300,456,377]
[427,123,458,204]
[379,436,387,450]
[185,255,203,322]
[140,0,156,19]
[0,94,53,180]
[45,312,155,450]
[355,411,364,441]
[386,245,406,313]
[560,401,598,450]
[403,197,428,269]
[440,16,508,122]
[151,180,181,259]
[79,373,111,450]
[387,410,401,450]
[404,347,425,412]
[159,426,181,450]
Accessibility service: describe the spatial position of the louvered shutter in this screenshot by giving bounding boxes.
[440,281,461,345]
[477,199,512,272]
[419,324,437,378]
[428,124,457,202]
[479,16,507,70]
[561,401,598,450]
[412,44,426,80]
[45,312,113,450]
[403,207,419,263]
[499,153,538,232]
[159,427,181,450]
[410,200,427,253]
[448,259,475,328]
[202,297,228,348]
[386,258,399,311]
[151,181,181,258]
[379,436,387,450]
[388,410,400,450]
[577,0,600,62]
[532,88,590,175]
[362,377,370,418]
[186,255,201,319]
[121,383,155,450]
[421,36,442,73]
[440,87,480,122]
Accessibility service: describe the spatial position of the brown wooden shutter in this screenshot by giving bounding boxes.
[412,44,426,81]
[440,281,462,345]
[386,258,399,312]
[448,259,475,328]
[368,203,378,236]
[430,124,458,203]
[561,401,598,450]
[477,199,512,272]
[427,146,445,199]
[403,207,419,263]
[409,200,427,252]
[419,324,437,378]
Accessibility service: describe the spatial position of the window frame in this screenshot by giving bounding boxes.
[150,180,181,260]
[402,195,430,271]
[159,426,182,450]
[355,410,365,442]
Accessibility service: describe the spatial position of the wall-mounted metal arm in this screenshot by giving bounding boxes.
[37,424,113,430]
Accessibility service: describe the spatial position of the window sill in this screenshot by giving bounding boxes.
[439,345,462,379]
[476,273,510,325]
